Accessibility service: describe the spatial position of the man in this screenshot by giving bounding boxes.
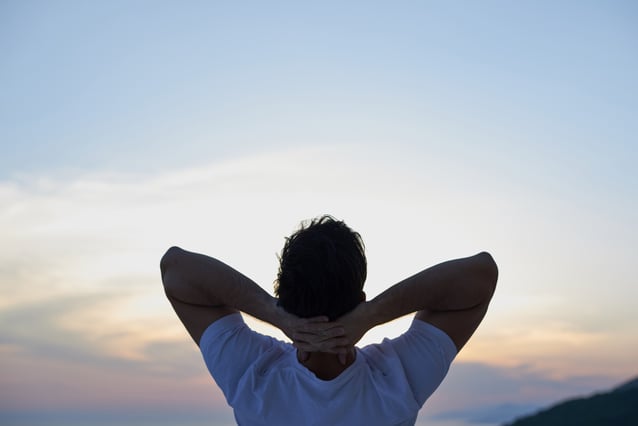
[161,215,498,425]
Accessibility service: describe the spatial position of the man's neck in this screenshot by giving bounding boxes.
[297,349,356,381]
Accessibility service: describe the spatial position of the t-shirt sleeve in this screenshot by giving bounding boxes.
[198,313,276,403]
[389,318,457,406]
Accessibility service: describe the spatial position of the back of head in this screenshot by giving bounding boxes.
[275,215,367,321]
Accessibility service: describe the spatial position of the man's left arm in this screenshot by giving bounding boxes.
[160,246,342,346]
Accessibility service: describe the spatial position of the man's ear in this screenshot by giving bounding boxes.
[360,291,366,302]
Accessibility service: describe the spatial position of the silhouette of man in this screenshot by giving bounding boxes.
[161,215,498,425]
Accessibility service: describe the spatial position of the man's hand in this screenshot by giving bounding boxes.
[318,302,372,363]
[332,302,371,350]
[273,302,348,359]
[285,302,374,364]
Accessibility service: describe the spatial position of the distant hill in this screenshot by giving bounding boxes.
[504,377,638,426]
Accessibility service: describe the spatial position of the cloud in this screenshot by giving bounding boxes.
[1,146,636,417]
[421,361,625,425]
[426,403,539,425]
[0,292,221,412]
[0,290,205,385]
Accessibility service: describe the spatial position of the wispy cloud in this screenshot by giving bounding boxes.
[423,361,624,425]
[0,146,636,418]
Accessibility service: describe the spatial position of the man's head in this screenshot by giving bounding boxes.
[275,215,367,321]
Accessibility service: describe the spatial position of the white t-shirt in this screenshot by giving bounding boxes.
[200,313,456,426]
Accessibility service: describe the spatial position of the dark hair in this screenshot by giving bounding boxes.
[274,215,367,321]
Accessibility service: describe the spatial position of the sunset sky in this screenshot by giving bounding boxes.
[1,2,637,425]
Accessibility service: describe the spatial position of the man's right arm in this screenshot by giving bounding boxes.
[330,252,498,353]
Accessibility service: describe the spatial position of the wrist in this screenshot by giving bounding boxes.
[268,297,289,329]
[242,294,280,327]
[363,298,388,328]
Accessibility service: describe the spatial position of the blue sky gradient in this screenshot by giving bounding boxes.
[1,2,637,425]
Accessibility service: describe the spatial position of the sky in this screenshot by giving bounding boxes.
[1,1,637,425]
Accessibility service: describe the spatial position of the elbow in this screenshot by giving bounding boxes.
[477,251,498,293]
[160,246,182,272]
[160,246,183,291]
